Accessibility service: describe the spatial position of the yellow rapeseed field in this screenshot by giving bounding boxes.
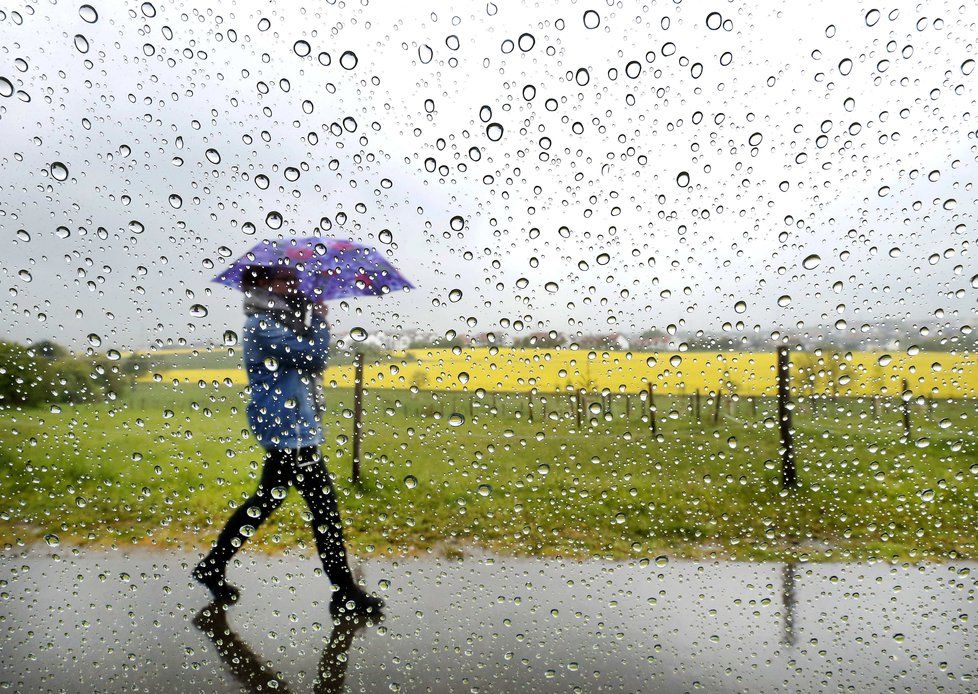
[143,348,978,398]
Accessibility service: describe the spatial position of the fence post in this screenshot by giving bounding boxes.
[694,389,701,420]
[647,384,657,435]
[777,346,797,490]
[528,391,534,423]
[712,389,722,425]
[625,393,631,419]
[575,390,583,429]
[901,378,911,439]
[352,351,364,486]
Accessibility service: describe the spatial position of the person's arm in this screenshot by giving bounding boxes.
[253,315,330,372]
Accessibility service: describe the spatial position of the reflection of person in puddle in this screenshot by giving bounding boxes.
[193,601,367,693]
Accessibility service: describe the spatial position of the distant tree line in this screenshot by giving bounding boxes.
[0,339,134,408]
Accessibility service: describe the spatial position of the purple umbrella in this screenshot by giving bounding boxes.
[212,236,413,301]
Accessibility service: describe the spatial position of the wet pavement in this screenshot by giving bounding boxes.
[0,545,974,692]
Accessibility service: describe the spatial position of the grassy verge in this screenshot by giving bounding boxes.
[0,383,975,562]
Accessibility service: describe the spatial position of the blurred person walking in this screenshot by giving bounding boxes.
[193,264,384,618]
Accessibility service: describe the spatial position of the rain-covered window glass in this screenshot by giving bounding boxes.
[1,1,976,691]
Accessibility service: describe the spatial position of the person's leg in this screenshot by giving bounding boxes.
[287,447,355,586]
[289,447,383,616]
[194,449,290,599]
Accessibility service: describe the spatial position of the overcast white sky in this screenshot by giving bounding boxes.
[1,0,975,352]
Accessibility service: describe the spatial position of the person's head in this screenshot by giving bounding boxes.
[242,265,300,298]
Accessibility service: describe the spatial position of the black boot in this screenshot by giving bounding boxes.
[193,562,241,604]
[329,584,384,618]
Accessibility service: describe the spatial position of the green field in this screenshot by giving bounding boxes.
[0,382,975,562]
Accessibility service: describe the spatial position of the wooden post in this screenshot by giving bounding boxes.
[777,346,797,490]
[901,378,911,439]
[625,393,631,419]
[647,384,657,435]
[712,389,722,425]
[528,391,534,423]
[352,351,364,486]
[694,389,701,420]
[575,390,583,429]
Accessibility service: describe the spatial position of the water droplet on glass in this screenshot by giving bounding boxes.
[87,333,102,347]
[293,40,311,57]
[168,193,182,209]
[50,162,69,181]
[477,483,491,496]
[350,327,368,341]
[802,254,821,269]
[676,171,690,186]
[486,123,504,141]
[418,43,433,64]
[205,148,221,164]
[189,304,208,318]
[44,533,61,548]
[583,10,600,29]
[79,4,98,23]
[265,211,283,229]
[404,475,418,489]
[0,77,13,98]
[449,413,465,427]
[449,289,463,302]
[450,215,465,231]
[74,34,90,53]
[339,51,358,70]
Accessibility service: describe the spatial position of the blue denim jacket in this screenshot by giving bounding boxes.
[243,312,329,450]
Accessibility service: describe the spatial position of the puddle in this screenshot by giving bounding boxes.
[0,546,974,692]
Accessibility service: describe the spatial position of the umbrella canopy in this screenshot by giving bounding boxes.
[212,236,413,301]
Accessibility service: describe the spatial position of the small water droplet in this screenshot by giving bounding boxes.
[404,475,418,489]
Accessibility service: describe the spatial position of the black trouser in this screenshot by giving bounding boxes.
[201,446,355,589]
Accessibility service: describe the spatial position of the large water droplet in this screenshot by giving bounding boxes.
[79,4,98,23]
[50,162,69,181]
[265,211,283,229]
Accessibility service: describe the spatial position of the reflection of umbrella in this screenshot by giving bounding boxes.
[212,236,413,301]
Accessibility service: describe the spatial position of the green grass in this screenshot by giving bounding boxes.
[0,383,975,562]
